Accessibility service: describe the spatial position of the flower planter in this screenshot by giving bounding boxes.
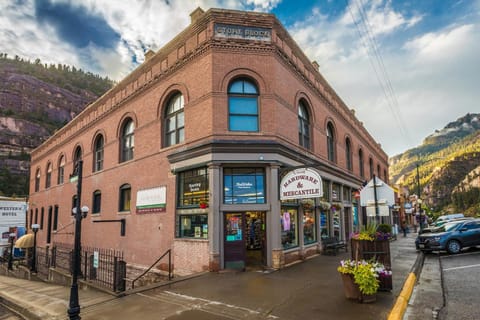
[378,274,393,292]
[340,273,361,300]
[360,292,377,303]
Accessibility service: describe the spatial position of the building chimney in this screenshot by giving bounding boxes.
[312,61,320,70]
[144,49,155,61]
[190,7,205,24]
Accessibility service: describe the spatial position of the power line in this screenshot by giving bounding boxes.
[346,0,413,146]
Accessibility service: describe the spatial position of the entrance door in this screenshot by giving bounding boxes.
[224,213,245,270]
[224,212,266,270]
[245,212,266,269]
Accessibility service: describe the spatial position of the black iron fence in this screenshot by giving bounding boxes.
[35,243,125,292]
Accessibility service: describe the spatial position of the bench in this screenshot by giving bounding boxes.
[322,237,347,255]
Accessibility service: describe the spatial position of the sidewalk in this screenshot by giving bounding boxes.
[0,234,422,320]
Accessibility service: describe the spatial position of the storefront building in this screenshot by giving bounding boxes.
[28,8,389,277]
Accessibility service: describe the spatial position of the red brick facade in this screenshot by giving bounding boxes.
[29,8,388,277]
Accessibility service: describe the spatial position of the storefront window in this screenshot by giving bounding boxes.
[178,167,208,207]
[321,180,330,201]
[333,210,341,238]
[223,168,265,204]
[176,214,208,238]
[303,209,316,244]
[343,186,351,202]
[320,211,329,239]
[281,208,298,249]
[332,183,341,202]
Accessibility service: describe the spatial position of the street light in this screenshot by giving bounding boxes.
[68,160,88,320]
[7,232,16,270]
[31,224,40,272]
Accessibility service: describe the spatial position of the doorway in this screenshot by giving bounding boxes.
[224,211,266,271]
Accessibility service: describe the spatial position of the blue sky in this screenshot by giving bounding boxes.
[1,0,479,157]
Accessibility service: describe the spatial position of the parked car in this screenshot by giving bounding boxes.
[433,213,464,227]
[417,218,480,254]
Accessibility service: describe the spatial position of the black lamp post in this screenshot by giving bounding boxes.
[8,232,16,270]
[68,160,89,320]
[31,224,40,272]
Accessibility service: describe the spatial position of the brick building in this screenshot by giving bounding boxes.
[28,8,388,278]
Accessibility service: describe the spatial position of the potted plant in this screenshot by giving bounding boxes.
[337,259,381,303]
[300,199,314,209]
[199,200,208,209]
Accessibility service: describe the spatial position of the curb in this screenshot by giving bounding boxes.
[387,251,425,320]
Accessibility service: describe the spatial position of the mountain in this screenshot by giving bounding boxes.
[0,54,114,197]
[389,113,480,215]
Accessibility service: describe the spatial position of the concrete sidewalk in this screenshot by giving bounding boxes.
[0,234,422,320]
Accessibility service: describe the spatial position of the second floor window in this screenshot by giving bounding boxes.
[298,101,311,149]
[327,123,336,162]
[45,162,52,188]
[120,119,134,162]
[35,169,40,192]
[94,135,104,172]
[228,78,259,132]
[346,138,352,171]
[165,93,185,147]
[58,155,65,184]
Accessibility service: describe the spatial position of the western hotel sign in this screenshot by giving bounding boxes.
[280,168,323,200]
[214,23,272,42]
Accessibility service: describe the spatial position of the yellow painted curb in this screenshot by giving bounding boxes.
[387,273,417,320]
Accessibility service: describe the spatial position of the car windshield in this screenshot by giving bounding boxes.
[443,221,463,232]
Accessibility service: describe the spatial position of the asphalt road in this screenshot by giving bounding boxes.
[406,247,480,320]
[440,250,480,320]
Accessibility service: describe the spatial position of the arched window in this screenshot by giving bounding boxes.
[35,168,41,192]
[165,93,185,147]
[45,162,52,188]
[73,146,82,176]
[345,138,352,171]
[228,78,259,132]
[359,149,364,178]
[369,157,374,178]
[92,190,102,214]
[377,164,381,178]
[326,122,336,162]
[120,119,134,162]
[119,184,131,212]
[58,155,65,184]
[94,134,104,172]
[298,101,310,149]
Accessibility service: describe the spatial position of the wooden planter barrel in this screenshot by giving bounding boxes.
[350,239,392,291]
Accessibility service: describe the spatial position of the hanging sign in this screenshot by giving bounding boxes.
[280,168,323,200]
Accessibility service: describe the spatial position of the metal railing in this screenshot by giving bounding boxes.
[131,249,172,289]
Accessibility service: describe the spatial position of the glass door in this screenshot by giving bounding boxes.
[224,213,245,270]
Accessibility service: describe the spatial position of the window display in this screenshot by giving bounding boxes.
[303,209,316,244]
[177,214,208,238]
[281,208,298,249]
[178,167,209,207]
[223,168,265,204]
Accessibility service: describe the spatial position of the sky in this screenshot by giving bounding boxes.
[1,0,479,157]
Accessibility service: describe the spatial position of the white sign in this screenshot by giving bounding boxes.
[360,177,395,207]
[136,186,166,214]
[93,251,99,268]
[366,205,390,217]
[280,168,323,200]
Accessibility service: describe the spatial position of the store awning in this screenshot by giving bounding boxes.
[14,233,34,248]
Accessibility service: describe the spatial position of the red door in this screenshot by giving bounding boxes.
[224,213,245,270]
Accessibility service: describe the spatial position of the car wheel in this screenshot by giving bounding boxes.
[447,240,461,254]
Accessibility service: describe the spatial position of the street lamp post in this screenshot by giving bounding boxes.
[31,224,40,272]
[8,232,16,270]
[68,160,89,320]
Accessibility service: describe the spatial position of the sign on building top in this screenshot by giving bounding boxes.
[214,23,272,42]
[280,168,323,200]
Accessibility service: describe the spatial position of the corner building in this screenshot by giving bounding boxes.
[29,8,389,278]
